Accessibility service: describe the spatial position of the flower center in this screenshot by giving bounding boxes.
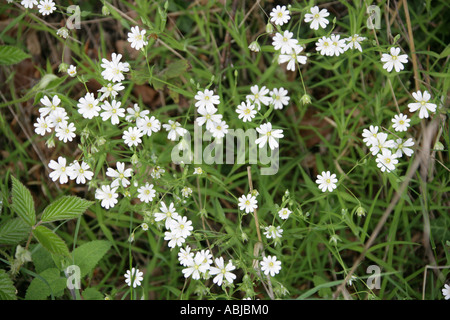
[112,109,117,114]
[314,13,320,19]
[278,12,283,18]
[216,125,222,130]
[385,158,391,163]
[399,120,404,125]
[326,179,331,184]
[245,200,250,205]
[79,169,84,174]
[244,109,250,114]
[205,96,210,101]
[392,55,397,60]
[420,100,426,106]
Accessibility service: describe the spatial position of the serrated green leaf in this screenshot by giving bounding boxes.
[0,218,30,245]
[0,270,17,300]
[25,268,66,300]
[72,240,111,278]
[33,226,69,257]
[11,176,36,226]
[40,196,93,223]
[0,45,30,65]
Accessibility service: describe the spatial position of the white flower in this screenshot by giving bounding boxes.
[316,171,338,192]
[67,65,77,77]
[442,284,450,300]
[193,167,203,175]
[362,125,379,147]
[347,275,358,286]
[375,149,398,172]
[393,138,414,158]
[248,41,260,52]
[272,30,298,54]
[151,166,165,179]
[154,202,180,230]
[55,122,76,143]
[304,6,330,30]
[126,103,150,122]
[47,109,68,129]
[164,230,186,248]
[136,115,161,136]
[246,85,271,110]
[137,183,156,203]
[196,106,223,130]
[269,5,291,26]
[77,92,100,119]
[255,122,284,150]
[67,161,93,184]
[278,207,292,220]
[198,249,213,269]
[56,27,69,39]
[238,193,258,213]
[209,257,236,286]
[278,44,307,71]
[37,0,55,15]
[170,215,193,239]
[106,162,133,188]
[39,95,63,117]
[124,267,143,288]
[182,252,209,280]
[270,87,290,110]
[369,132,395,156]
[181,186,193,198]
[264,225,283,239]
[260,255,281,277]
[48,156,69,184]
[95,185,119,209]
[344,34,366,52]
[407,90,437,119]
[101,100,125,125]
[315,36,333,56]
[34,116,52,136]
[209,119,228,139]
[162,120,187,141]
[97,82,124,101]
[101,53,130,83]
[329,34,346,56]
[141,223,149,231]
[21,0,38,9]
[236,100,257,122]
[178,246,194,266]
[194,89,220,112]
[381,47,408,73]
[123,126,144,148]
[391,113,410,132]
[127,26,148,50]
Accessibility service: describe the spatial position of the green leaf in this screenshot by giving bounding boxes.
[40,196,93,223]
[11,176,36,226]
[0,218,30,245]
[0,270,17,300]
[71,240,111,278]
[25,268,66,300]
[81,287,104,300]
[0,45,31,65]
[32,225,70,257]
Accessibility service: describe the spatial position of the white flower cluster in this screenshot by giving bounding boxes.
[361,90,437,173]
[21,0,56,15]
[34,95,77,144]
